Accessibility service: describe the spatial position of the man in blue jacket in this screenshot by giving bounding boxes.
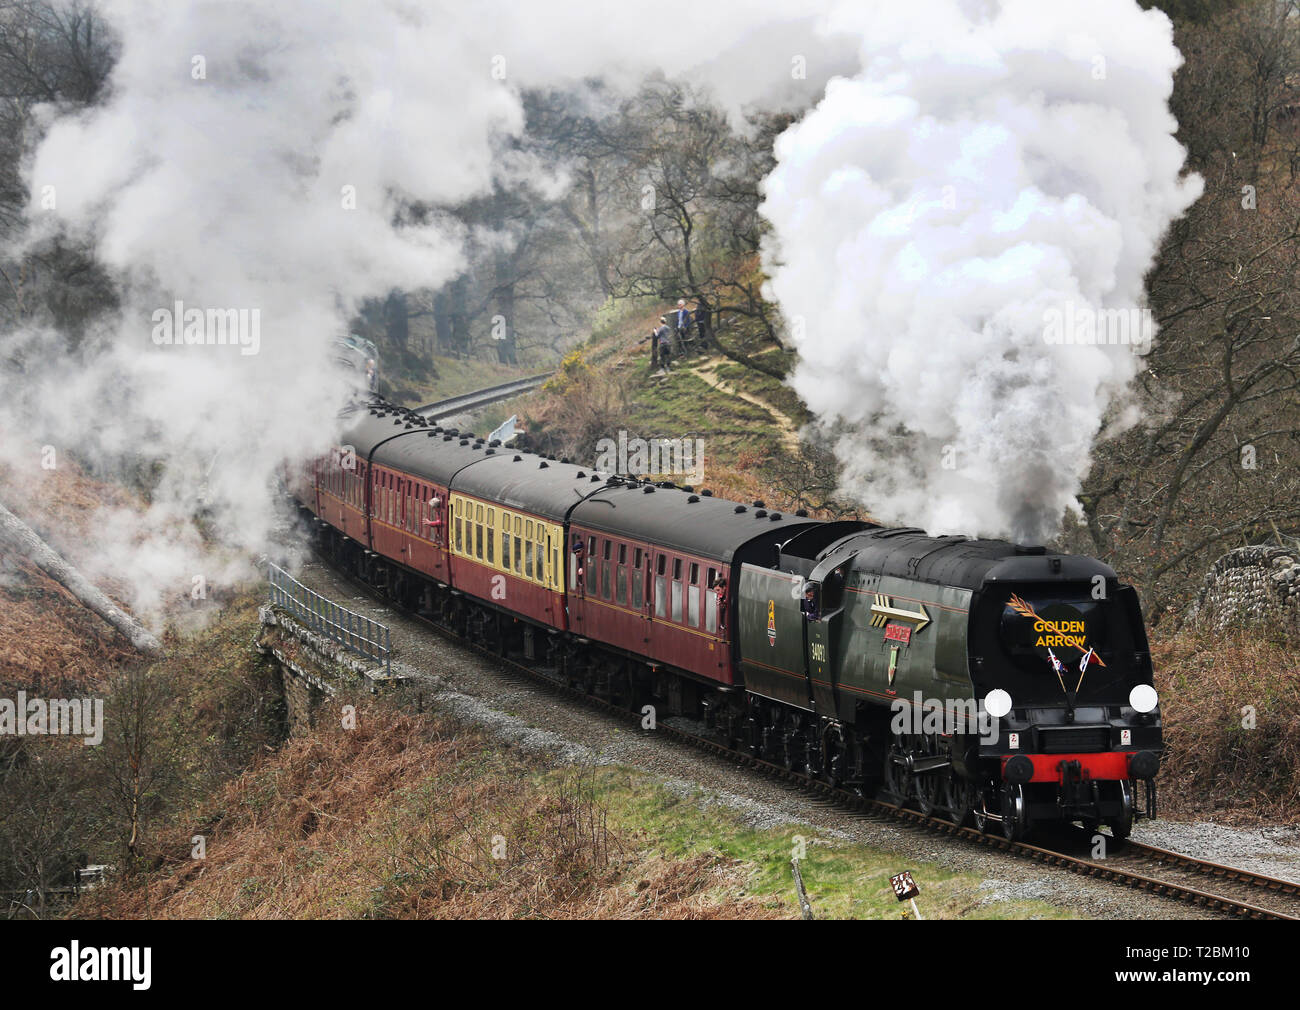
[674,298,692,352]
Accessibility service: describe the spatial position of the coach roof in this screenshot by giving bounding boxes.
[570,482,814,562]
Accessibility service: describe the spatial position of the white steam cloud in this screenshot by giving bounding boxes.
[760,0,1202,542]
[0,0,1198,626]
[1,0,847,620]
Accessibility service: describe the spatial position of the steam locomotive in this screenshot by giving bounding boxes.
[291,399,1162,841]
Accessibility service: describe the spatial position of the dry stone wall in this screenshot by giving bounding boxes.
[1186,545,1300,634]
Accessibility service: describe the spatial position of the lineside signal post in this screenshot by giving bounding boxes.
[890,871,923,920]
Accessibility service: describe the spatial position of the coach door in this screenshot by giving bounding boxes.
[639,548,654,646]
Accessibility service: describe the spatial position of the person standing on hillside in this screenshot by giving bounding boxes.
[674,298,692,354]
[694,297,711,348]
[655,316,674,371]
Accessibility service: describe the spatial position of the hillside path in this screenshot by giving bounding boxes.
[684,355,802,456]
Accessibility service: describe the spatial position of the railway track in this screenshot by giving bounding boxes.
[310,551,1299,922]
[413,372,552,421]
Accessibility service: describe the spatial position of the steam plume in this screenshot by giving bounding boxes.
[760,0,1202,541]
[0,0,1199,628]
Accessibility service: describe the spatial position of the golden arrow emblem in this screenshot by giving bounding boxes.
[870,594,931,633]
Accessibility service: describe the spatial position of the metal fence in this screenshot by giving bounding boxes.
[267,563,391,673]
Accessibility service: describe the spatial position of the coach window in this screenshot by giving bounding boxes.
[632,550,644,608]
[654,555,667,618]
[599,540,610,600]
[524,520,535,578]
[670,559,684,623]
[486,509,496,564]
[687,563,700,627]
[705,568,718,633]
[503,516,513,571]
[616,544,628,605]
[538,526,548,586]
[475,504,484,560]
[454,502,463,553]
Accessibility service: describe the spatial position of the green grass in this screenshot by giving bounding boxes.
[563,766,1084,920]
[624,369,782,461]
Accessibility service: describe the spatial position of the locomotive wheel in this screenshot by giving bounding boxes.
[780,715,802,772]
[883,746,913,806]
[1001,783,1029,841]
[1107,781,1134,843]
[914,737,942,816]
[916,771,943,816]
[820,723,846,788]
[972,788,989,834]
[943,772,977,827]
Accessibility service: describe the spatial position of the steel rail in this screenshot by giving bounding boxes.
[412,372,552,420]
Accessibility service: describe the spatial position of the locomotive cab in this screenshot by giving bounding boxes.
[968,555,1161,839]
